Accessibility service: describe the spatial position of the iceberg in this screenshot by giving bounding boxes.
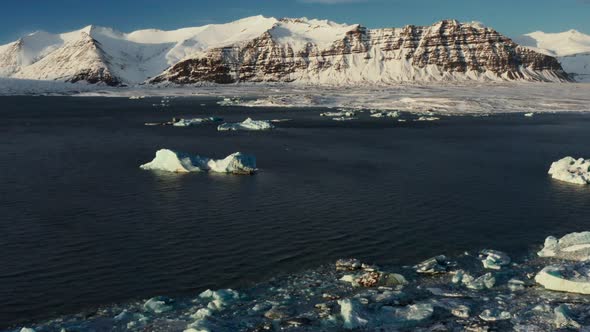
[199,289,240,311]
[524,112,534,117]
[217,118,274,131]
[173,117,223,127]
[332,117,357,121]
[548,157,590,185]
[538,232,590,260]
[535,263,590,294]
[140,149,256,175]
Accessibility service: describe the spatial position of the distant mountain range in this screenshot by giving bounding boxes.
[0,16,586,86]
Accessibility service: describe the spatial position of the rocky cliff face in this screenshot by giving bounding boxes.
[151,19,570,84]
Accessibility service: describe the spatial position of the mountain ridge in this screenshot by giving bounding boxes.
[0,16,578,85]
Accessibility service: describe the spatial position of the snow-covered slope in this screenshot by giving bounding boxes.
[0,16,277,85]
[0,16,573,85]
[153,19,570,84]
[516,30,590,82]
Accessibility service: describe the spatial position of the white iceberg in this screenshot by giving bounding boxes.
[524,112,535,117]
[548,157,590,185]
[140,149,256,175]
[538,232,590,261]
[173,117,223,127]
[535,264,590,294]
[332,117,357,121]
[217,118,274,131]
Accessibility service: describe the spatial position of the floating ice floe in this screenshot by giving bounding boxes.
[217,97,243,106]
[332,117,357,121]
[199,289,240,311]
[538,231,590,260]
[173,117,223,127]
[415,255,454,274]
[548,156,590,185]
[143,296,174,313]
[19,329,36,332]
[140,149,256,174]
[535,263,590,294]
[129,96,145,100]
[217,118,274,131]
[370,111,400,118]
[524,112,535,117]
[479,249,511,270]
[321,111,356,117]
[415,116,440,121]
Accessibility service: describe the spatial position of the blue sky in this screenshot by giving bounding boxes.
[1,0,589,44]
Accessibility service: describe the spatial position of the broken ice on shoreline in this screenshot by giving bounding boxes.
[172,117,223,127]
[217,118,275,131]
[18,230,590,332]
[548,156,590,185]
[140,149,256,175]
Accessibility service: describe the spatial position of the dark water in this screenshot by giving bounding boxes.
[1,96,590,328]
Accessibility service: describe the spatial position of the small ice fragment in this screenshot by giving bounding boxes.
[199,289,240,311]
[20,329,36,332]
[554,304,581,329]
[451,305,471,318]
[336,259,362,271]
[143,296,174,313]
[332,117,357,121]
[548,157,590,185]
[217,118,274,131]
[173,117,223,127]
[508,279,526,292]
[479,249,511,270]
[479,309,511,321]
[414,255,452,274]
[338,299,368,329]
[321,111,356,117]
[464,272,495,290]
[391,303,434,323]
[524,112,534,117]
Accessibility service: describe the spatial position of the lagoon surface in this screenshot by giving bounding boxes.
[1,96,590,329]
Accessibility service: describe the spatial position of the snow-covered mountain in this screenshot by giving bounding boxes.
[0,16,573,85]
[515,30,590,82]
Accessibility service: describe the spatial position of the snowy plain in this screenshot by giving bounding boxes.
[1,79,590,116]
